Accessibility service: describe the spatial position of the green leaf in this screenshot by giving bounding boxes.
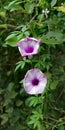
[16,100,23,106]
[45,72,52,78]
[6,34,17,41]
[0,88,4,94]
[41,31,63,45]
[0,11,6,18]
[24,31,30,36]
[51,0,57,7]
[28,109,43,129]
[0,114,8,125]
[7,82,14,92]
[42,37,56,44]
[21,62,25,69]
[20,88,24,94]
[58,125,65,130]
[0,24,7,29]
[39,0,46,7]
[47,31,63,41]
[38,124,45,130]
[6,1,16,8]
[10,91,18,99]
[58,6,65,13]
[50,80,58,90]
[24,3,34,14]
[15,61,25,71]
[3,99,11,106]
[5,107,13,114]
[17,33,24,41]
[15,64,22,72]
[5,34,18,47]
[22,26,28,32]
[26,96,39,107]
[4,1,26,13]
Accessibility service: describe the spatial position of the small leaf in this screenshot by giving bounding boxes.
[20,88,24,94]
[24,31,30,36]
[5,34,18,47]
[47,31,63,41]
[1,114,8,125]
[35,22,44,27]
[22,26,27,32]
[42,36,60,45]
[3,99,11,106]
[24,3,34,14]
[4,1,26,13]
[45,72,52,78]
[0,24,7,29]
[0,88,4,94]
[15,64,22,72]
[5,33,16,40]
[7,82,14,92]
[15,61,25,71]
[58,125,65,130]
[26,96,39,107]
[10,91,18,99]
[50,80,58,90]
[41,31,63,45]
[16,100,23,106]
[51,0,57,7]
[17,33,23,40]
[58,6,65,12]
[5,107,13,114]
[38,124,45,130]
[21,62,25,69]
[0,11,6,18]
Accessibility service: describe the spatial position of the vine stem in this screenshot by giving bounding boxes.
[56,87,65,102]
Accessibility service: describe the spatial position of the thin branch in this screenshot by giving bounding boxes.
[56,87,65,102]
[7,24,17,28]
[29,14,37,24]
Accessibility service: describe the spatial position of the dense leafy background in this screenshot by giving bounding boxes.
[0,0,65,130]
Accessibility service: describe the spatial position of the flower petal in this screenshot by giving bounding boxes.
[17,37,41,57]
[23,68,47,94]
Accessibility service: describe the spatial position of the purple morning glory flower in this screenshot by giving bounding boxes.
[23,68,47,94]
[17,37,41,57]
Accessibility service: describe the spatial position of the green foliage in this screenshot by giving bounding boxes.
[42,31,64,45]
[0,0,65,130]
[28,109,43,130]
[5,25,30,46]
[51,0,57,7]
[58,125,65,130]
[24,3,34,14]
[15,57,31,71]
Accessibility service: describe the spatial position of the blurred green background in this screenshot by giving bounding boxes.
[0,0,65,130]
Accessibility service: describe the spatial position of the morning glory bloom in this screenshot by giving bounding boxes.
[23,68,47,94]
[17,37,41,57]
